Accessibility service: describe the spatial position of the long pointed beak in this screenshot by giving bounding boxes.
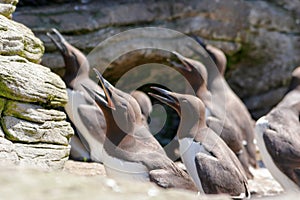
[93,68,116,110]
[172,51,192,72]
[148,86,180,112]
[46,28,68,54]
[193,35,207,49]
[81,84,111,110]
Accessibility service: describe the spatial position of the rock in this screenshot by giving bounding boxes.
[63,160,106,176]
[14,0,300,118]
[248,167,283,198]
[0,127,4,137]
[14,143,70,170]
[0,55,68,107]
[0,137,19,164]
[2,116,73,145]
[0,0,18,19]
[0,14,44,63]
[0,2,73,170]
[3,100,67,123]
[0,166,231,200]
[0,136,70,169]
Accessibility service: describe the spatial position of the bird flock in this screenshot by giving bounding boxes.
[47,28,300,198]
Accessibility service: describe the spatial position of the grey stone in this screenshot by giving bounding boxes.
[0,127,4,137]
[14,143,70,170]
[0,136,70,169]
[0,0,18,19]
[0,14,44,62]
[0,166,230,200]
[0,55,68,107]
[2,116,73,145]
[13,0,300,118]
[0,137,19,164]
[3,100,67,123]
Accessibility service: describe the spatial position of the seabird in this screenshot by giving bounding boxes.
[171,52,253,178]
[47,28,106,162]
[150,87,250,198]
[255,67,300,192]
[130,90,152,127]
[193,37,257,169]
[82,69,198,191]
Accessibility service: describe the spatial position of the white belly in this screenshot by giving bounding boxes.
[102,149,149,181]
[255,117,299,192]
[65,89,104,162]
[179,138,211,193]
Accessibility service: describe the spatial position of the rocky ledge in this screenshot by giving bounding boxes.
[14,0,300,119]
[0,0,73,169]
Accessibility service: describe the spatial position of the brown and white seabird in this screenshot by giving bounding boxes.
[47,28,106,162]
[255,66,300,192]
[150,87,250,198]
[192,37,257,169]
[171,52,253,178]
[130,90,152,127]
[82,69,197,191]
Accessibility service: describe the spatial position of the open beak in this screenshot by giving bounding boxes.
[46,28,68,54]
[148,87,180,112]
[81,84,110,109]
[172,51,193,72]
[93,68,116,110]
[193,35,207,49]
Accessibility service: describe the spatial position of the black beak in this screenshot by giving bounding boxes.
[193,35,207,49]
[93,68,116,110]
[172,51,193,72]
[81,84,110,109]
[148,87,180,112]
[46,28,68,54]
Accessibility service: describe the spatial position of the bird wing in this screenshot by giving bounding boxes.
[194,152,249,198]
[77,104,106,144]
[149,167,198,191]
[263,128,300,185]
[206,116,243,153]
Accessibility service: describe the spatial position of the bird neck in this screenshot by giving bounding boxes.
[177,109,206,139]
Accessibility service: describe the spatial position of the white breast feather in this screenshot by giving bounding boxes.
[103,149,149,181]
[65,89,104,162]
[255,117,299,192]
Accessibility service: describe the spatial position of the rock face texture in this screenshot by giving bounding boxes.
[14,0,300,119]
[0,1,73,170]
[0,166,231,200]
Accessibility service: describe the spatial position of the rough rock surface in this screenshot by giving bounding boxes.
[0,55,67,106]
[0,165,231,200]
[0,0,18,18]
[0,14,44,63]
[14,0,300,119]
[0,2,73,169]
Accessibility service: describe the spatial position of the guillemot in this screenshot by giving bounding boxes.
[150,87,250,198]
[171,51,253,178]
[47,28,106,162]
[82,69,197,191]
[193,37,257,169]
[255,66,300,192]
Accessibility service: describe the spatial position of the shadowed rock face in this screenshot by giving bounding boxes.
[0,1,74,169]
[14,0,300,119]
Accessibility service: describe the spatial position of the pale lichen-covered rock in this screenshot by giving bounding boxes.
[0,0,18,19]
[0,55,68,107]
[3,100,67,123]
[0,14,44,63]
[0,137,19,164]
[2,116,73,145]
[14,143,70,170]
[0,127,4,137]
[14,0,300,119]
[0,136,70,169]
[0,166,230,200]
